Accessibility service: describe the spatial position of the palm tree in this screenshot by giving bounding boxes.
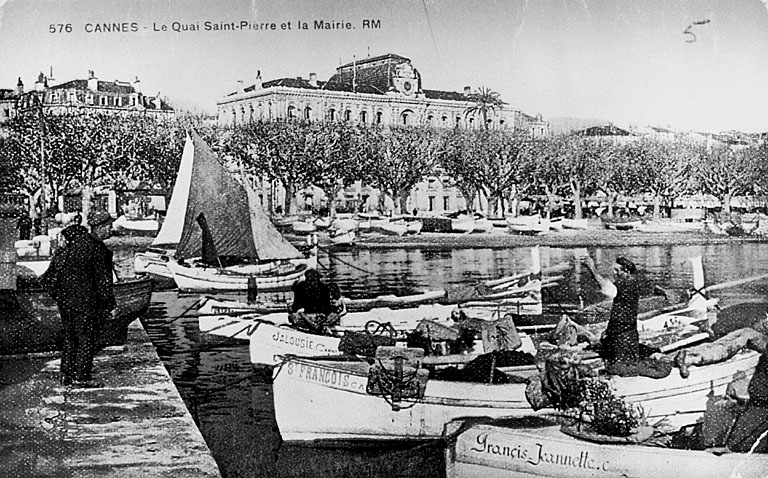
[464,87,507,129]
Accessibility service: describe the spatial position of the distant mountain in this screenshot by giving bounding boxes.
[546,117,611,136]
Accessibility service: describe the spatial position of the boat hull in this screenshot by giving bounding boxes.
[445,417,768,478]
[168,259,310,292]
[0,276,153,355]
[272,349,759,443]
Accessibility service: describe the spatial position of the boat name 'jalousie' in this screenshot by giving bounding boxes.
[271,331,329,352]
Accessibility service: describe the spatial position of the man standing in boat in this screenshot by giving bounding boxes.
[288,269,343,334]
[584,256,670,377]
[40,211,116,388]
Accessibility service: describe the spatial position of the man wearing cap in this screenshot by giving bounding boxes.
[40,210,116,388]
[584,255,671,378]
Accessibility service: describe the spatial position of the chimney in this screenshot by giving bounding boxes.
[309,72,318,87]
[35,72,46,92]
[255,70,262,89]
[133,76,141,93]
[47,66,55,86]
[87,70,98,91]
[463,86,471,96]
[15,77,24,95]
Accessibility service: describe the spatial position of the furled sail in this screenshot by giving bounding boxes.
[173,131,303,262]
[151,132,194,247]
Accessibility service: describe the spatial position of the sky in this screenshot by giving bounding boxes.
[1,0,768,133]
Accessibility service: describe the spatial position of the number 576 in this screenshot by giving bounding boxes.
[49,24,73,33]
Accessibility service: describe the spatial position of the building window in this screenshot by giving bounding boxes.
[100,96,106,106]
[468,117,474,128]
[287,105,296,118]
[428,196,435,212]
[249,105,254,122]
[456,116,461,127]
[401,109,413,125]
[427,115,433,125]
[344,110,352,121]
[328,109,336,121]
[442,116,447,124]
[376,112,383,124]
[131,97,136,106]
[360,111,367,123]
[443,196,450,211]
[304,106,312,120]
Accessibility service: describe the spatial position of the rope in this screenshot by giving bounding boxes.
[167,298,204,324]
[317,244,376,275]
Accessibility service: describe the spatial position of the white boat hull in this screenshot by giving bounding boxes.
[272,349,759,443]
[167,259,311,292]
[445,417,768,478]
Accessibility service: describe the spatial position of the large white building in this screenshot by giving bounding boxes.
[217,53,548,137]
[2,69,174,122]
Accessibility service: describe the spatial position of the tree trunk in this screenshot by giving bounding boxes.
[606,191,617,219]
[283,182,295,215]
[396,188,411,215]
[544,186,557,220]
[569,181,583,220]
[722,192,732,217]
[653,194,662,221]
[81,185,93,231]
[461,188,475,213]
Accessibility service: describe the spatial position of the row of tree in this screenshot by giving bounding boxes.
[1,113,767,221]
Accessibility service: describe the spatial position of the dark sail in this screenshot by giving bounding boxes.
[174,131,302,262]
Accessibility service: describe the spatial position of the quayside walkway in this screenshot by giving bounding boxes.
[0,320,221,478]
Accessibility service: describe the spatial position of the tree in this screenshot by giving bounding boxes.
[369,126,439,215]
[235,120,316,215]
[622,138,695,221]
[464,87,506,129]
[439,129,484,212]
[692,144,760,216]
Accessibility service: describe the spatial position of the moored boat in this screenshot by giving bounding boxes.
[1,275,153,354]
[112,214,159,236]
[271,346,758,443]
[444,415,768,478]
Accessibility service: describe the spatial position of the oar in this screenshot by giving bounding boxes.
[703,273,768,294]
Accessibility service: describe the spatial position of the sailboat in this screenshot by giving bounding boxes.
[148,132,314,293]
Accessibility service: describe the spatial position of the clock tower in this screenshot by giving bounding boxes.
[392,62,419,96]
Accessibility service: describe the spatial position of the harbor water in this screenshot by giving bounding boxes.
[115,242,768,478]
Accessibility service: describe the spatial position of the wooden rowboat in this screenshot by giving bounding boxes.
[1,276,153,355]
[444,416,768,478]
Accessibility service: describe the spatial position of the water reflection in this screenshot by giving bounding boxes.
[137,243,768,478]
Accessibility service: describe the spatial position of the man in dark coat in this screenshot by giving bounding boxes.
[40,211,116,387]
[288,269,342,334]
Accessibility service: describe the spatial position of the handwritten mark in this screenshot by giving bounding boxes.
[684,19,711,43]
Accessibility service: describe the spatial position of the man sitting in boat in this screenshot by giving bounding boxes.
[288,269,343,334]
[584,255,672,378]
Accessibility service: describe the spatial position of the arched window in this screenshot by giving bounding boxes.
[360,111,367,123]
[376,112,383,124]
[427,115,434,125]
[344,110,352,121]
[304,106,312,120]
[441,116,448,124]
[249,105,255,122]
[328,109,336,121]
[401,109,414,125]
[287,105,296,118]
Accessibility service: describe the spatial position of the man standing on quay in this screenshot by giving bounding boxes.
[41,211,116,388]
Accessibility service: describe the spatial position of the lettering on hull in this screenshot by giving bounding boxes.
[285,362,366,393]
